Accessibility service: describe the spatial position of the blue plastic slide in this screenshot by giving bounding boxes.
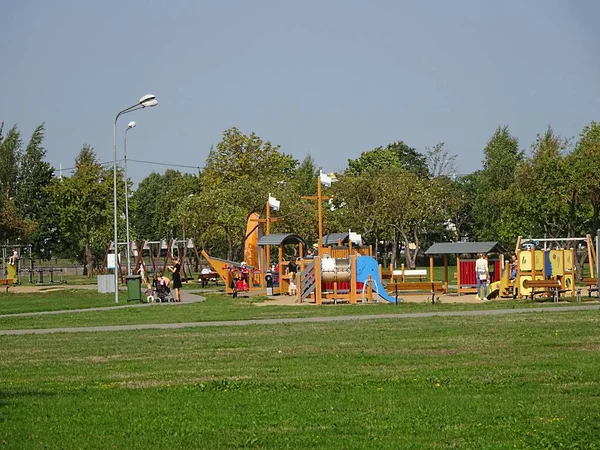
[355,256,398,303]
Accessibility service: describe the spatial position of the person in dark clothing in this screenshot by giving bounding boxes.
[288,258,298,274]
[168,257,182,302]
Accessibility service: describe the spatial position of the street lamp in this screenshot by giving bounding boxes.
[123,120,136,277]
[113,94,158,303]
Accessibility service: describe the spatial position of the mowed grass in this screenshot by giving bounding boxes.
[0,290,599,331]
[1,311,600,449]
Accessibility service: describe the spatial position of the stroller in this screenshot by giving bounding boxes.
[152,276,174,303]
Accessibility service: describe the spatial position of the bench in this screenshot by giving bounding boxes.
[0,278,15,292]
[198,272,220,288]
[383,268,428,281]
[583,278,598,298]
[386,281,444,304]
[522,279,565,302]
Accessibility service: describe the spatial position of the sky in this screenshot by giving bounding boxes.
[2,0,600,183]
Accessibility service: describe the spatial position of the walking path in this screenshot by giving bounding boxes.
[1,304,598,336]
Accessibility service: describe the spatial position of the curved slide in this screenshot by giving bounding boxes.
[355,256,398,303]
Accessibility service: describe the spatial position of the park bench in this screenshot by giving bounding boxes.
[386,281,444,304]
[522,279,565,302]
[0,278,15,293]
[582,278,598,298]
[382,268,428,282]
[198,271,220,288]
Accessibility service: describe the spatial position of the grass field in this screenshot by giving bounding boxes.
[0,289,597,331]
[1,288,600,449]
[1,309,599,449]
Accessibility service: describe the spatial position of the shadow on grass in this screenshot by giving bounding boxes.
[0,388,57,407]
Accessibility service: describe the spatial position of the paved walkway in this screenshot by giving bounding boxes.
[1,304,598,336]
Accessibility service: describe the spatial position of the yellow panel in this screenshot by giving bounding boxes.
[563,274,575,294]
[519,275,532,297]
[520,252,532,272]
[534,251,544,271]
[549,250,564,277]
[563,250,574,272]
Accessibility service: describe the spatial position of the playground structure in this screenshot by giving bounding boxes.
[424,241,506,295]
[489,235,597,300]
[101,238,201,285]
[1,245,34,289]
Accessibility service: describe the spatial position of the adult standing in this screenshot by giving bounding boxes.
[168,257,182,302]
[475,253,489,301]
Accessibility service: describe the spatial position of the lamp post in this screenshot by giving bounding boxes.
[113,94,158,303]
[123,121,136,277]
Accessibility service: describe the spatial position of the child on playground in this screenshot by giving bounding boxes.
[509,254,518,280]
[288,272,297,296]
[8,248,18,265]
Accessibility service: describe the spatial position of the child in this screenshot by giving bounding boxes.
[288,272,297,296]
[8,248,18,265]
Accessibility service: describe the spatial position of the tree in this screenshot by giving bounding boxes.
[346,141,429,177]
[185,127,297,260]
[470,126,524,247]
[0,124,31,242]
[570,121,600,233]
[49,145,119,275]
[426,142,457,178]
[516,126,571,239]
[15,124,58,259]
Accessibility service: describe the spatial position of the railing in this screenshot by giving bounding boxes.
[300,260,316,302]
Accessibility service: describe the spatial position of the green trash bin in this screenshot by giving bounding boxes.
[125,275,142,302]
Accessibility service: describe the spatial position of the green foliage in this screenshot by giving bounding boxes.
[570,121,600,232]
[15,124,59,259]
[346,141,429,177]
[515,126,572,238]
[470,126,524,246]
[48,145,118,267]
[186,127,298,260]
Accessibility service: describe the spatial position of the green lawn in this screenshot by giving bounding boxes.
[1,289,598,331]
[1,310,599,449]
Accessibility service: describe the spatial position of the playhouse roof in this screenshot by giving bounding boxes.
[424,241,506,255]
[258,233,307,247]
[322,233,350,246]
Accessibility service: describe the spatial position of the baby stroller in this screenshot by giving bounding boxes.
[153,276,174,303]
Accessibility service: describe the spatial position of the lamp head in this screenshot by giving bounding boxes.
[139,94,158,108]
[127,121,136,129]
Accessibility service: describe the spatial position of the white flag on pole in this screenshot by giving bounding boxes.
[320,170,332,187]
[349,231,362,245]
[268,194,280,211]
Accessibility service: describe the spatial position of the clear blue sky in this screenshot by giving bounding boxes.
[2,0,600,182]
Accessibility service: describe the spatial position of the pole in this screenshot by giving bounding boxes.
[317,176,323,250]
[596,229,599,294]
[266,200,270,270]
[113,116,119,303]
[124,128,132,276]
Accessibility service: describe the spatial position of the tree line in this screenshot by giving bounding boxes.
[2,121,600,272]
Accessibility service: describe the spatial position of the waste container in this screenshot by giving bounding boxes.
[265,272,274,296]
[125,275,142,302]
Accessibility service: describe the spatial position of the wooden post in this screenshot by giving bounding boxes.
[456,255,461,295]
[443,254,449,293]
[278,245,284,295]
[317,176,323,251]
[401,263,405,282]
[429,255,434,283]
[367,275,373,303]
[315,256,322,305]
[349,255,357,304]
